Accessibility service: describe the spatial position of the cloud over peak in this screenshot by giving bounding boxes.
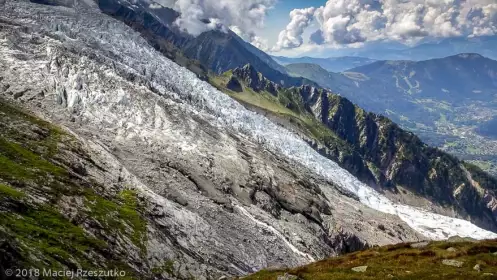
[155,0,275,50]
[274,0,497,51]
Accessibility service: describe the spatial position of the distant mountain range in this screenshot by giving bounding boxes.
[286,53,497,175]
[3,1,497,279]
[393,36,497,61]
[279,36,497,61]
[272,56,377,72]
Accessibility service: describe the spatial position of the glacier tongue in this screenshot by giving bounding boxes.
[144,36,497,241]
[3,0,496,242]
[190,79,497,240]
[126,37,497,241]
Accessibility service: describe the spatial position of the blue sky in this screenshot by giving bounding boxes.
[261,0,326,46]
[159,0,497,57]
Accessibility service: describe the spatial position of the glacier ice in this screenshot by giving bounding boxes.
[3,0,497,241]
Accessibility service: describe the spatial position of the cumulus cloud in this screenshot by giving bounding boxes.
[274,0,497,50]
[273,7,316,51]
[153,0,275,50]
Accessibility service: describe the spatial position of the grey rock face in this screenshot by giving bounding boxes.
[30,0,75,7]
[0,1,424,279]
[226,76,243,92]
[474,264,482,272]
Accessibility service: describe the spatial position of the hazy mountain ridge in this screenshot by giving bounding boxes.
[285,36,497,61]
[272,56,378,73]
[348,53,497,100]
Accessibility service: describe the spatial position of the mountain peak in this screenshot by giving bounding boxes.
[232,64,279,94]
[241,63,258,74]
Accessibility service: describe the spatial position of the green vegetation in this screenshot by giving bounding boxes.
[84,189,147,254]
[152,260,176,275]
[0,98,145,277]
[242,240,497,280]
[0,205,108,270]
[0,136,66,182]
[210,73,353,155]
[0,183,25,199]
[210,73,301,118]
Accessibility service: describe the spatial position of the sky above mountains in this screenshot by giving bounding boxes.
[153,0,497,57]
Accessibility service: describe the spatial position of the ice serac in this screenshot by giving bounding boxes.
[0,0,495,279]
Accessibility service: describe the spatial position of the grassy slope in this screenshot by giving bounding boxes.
[0,99,147,278]
[242,240,497,280]
[209,72,352,154]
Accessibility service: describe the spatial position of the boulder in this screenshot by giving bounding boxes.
[442,259,464,268]
[410,241,429,248]
[446,247,457,252]
[277,273,299,280]
[351,266,368,272]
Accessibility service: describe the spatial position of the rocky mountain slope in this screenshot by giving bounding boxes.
[95,0,316,88]
[212,64,497,234]
[243,238,497,280]
[287,54,497,176]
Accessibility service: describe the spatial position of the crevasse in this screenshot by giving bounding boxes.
[146,36,497,241]
[172,65,497,241]
[11,0,496,240]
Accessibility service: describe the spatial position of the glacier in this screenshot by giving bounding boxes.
[3,0,497,243]
[180,71,497,241]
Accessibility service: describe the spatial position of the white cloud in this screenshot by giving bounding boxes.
[274,0,497,51]
[156,0,275,50]
[230,25,269,51]
[273,7,316,51]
